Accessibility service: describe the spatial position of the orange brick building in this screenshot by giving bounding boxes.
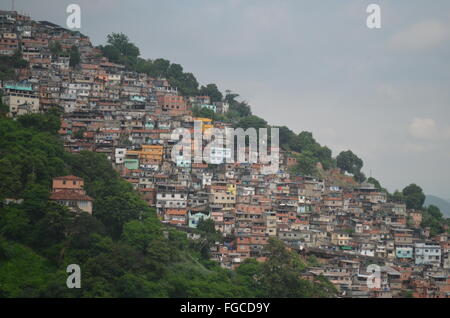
[157,94,188,115]
[50,175,93,214]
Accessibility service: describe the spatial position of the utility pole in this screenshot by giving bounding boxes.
[11,0,15,11]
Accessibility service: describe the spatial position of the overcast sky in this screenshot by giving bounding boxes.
[4,0,450,199]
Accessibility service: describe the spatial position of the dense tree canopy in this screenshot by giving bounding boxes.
[291,151,318,176]
[246,239,337,298]
[69,45,80,68]
[402,183,425,210]
[234,115,268,130]
[101,33,140,67]
[421,205,450,236]
[279,129,335,176]
[199,83,223,103]
[0,50,28,80]
[225,92,252,118]
[107,33,140,59]
[367,177,382,190]
[336,150,364,178]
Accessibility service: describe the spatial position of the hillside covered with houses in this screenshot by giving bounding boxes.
[0,10,449,298]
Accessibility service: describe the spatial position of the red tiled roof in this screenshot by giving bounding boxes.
[166,209,187,215]
[50,190,93,201]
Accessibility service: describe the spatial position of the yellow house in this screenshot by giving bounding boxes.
[193,117,213,132]
[126,145,164,162]
[141,145,163,161]
[227,184,236,195]
[193,117,212,123]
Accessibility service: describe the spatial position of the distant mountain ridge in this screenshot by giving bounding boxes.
[425,195,450,218]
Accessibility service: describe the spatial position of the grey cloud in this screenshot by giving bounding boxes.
[388,19,450,51]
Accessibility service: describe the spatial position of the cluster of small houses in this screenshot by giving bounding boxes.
[1,10,449,298]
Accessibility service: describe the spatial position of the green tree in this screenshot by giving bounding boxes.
[280,130,335,171]
[0,206,31,242]
[0,158,22,199]
[69,45,80,68]
[234,115,268,130]
[49,41,63,56]
[106,33,140,61]
[277,126,297,150]
[404,290,414,298]
[293,151,317,176]
[367,177,382,190]
[234,258,264,297]
[199,84,223,103]
[195,218,222,259]
[225,92,252,118]
[121,218,163,254]
[336,150,363,175]
[291,131,316,153]
[0,51,27,80]
[353,171,366,183]
[100,33,140,67]
[402,184,425,210]
[389,190,405,203]
[73,127,86,139]
[192,105,216,119]
[257,238,336,297]
[18,112,61,135]
[10,50,28,68]
[0,242,53,297]
[116,273,166,297]
[421,205,450,236]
